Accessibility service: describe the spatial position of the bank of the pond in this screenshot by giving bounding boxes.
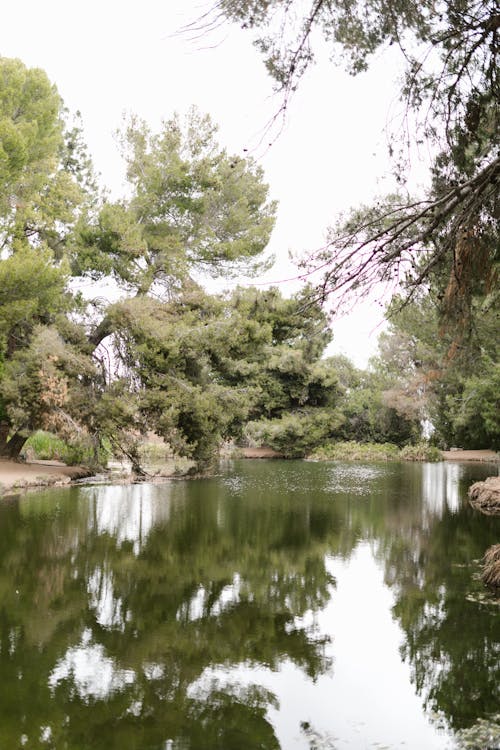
[442,449,499,463]
[469,475,500,514]
[0,458,92,495]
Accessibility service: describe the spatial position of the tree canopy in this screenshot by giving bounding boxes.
[77,109,276,294]
[0,58,95,457]
[0,57,281,467]
[192,0,498,323]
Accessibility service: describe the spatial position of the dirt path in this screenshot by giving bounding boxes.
[441,449,499,463]
[0,459,91,495]
[238,447,284,458]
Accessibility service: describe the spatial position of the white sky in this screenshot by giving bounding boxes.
[0,0,411,366]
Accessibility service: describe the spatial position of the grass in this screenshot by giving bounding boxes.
[137,440,173,463]
[23,431,111,467]
[23,432,193,475]
[23,431,68,461]
[309,441,401,462]
[399,443,443,462]
[309,440,443,463]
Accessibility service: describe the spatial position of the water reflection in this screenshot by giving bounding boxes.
[0,460,498,749]
[49,628,136,700]
[85,483,173,554]
[421,462,469,517]
[87,566,128,630]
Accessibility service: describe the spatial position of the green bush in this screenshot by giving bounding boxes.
[308,441,400,461]
[137,440,172,463]
[399,443,442,462]
[245,409,342,459]
[23,431,111,467]
[309,440,443,463]
[23,431,68,460]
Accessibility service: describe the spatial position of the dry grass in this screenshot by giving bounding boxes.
[468,476,500,515]
[482,544,500,589]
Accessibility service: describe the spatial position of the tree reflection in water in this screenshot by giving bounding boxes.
[372,462,500,730]
[0,459,498,748]
[0,469,344,749]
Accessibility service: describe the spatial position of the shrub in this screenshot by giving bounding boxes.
[309,441,400,461]
[399,443,442,462]
[23,431,67,460]
[244,409,342,458]
[23,431,111,468]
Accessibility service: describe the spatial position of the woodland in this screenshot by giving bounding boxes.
[0,0,498,475]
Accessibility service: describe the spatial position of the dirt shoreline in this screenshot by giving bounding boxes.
[0,459,92,495]
[440,449,499,463]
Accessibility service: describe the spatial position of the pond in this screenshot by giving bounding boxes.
[0,459,499,749]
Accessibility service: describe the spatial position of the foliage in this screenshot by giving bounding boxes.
[449,358,500,450]
[309,440,441,462]
[198,1,499,327]
[3,54,495,471]
[242,344,423,458]
[187,0,499,464]
[309,440,401,462]
[399,443,442,462]
[342,373,421,446]
[245,408,343,458]
[104,286,336,471]
[23,429,110,467]
[375,290,499,449]
[77,109,276,292]
[320,354,422,447]
[0,57,88,257]
[23,430,68,460]
[0,58,98,458]
[0,59,281,469]
[0,246,70,349]
[1,325,95,446]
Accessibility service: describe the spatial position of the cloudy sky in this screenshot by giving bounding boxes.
[0,0,409,365]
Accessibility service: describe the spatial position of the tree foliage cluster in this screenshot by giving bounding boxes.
[207,0,498,323]
[374,290,499,449]
[0,56,283,470]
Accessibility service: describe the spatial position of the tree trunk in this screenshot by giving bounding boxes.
[6,432,29,460]
[0,421,10,457]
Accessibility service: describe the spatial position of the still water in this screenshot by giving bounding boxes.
[0,459,498,749]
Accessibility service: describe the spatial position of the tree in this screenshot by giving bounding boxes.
[77,109,276,299]
[0,57,87,258]
[75,112,279,472]
[0,58,97,458]
[337,366,421,446]
[0,61,279,468]
[191,1,498,321]
[223,287,343,457]
[101,285,339,470]
[374,289,499,448]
